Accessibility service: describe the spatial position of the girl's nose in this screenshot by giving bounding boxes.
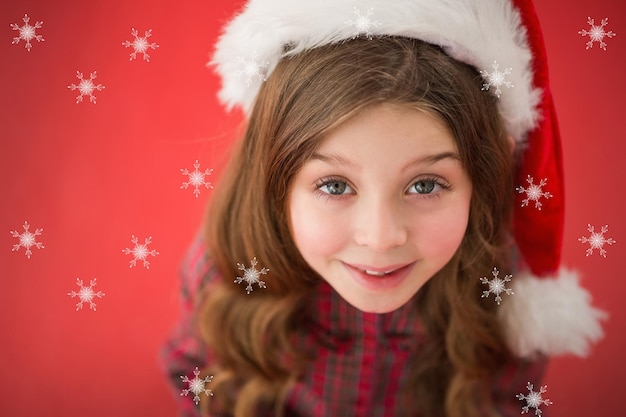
[353,198,408,252]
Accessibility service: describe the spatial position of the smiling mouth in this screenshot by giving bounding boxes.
[345,262,414,277]
[361,269,395,276]
[342,261,416,290]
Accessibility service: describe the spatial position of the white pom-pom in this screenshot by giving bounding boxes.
[499,268,607,358]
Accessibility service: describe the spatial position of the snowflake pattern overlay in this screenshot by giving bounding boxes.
[68,71,105,104]
[180,367,213,405]
[68,278,105,311]
[579,17,616,50]
[479,61,514,98]
[578,224,616,257]
[480,267,513,305]
[235,257,269,294]
[181,160,213,198]
[11,14,44,51]
[122,235,159,268]
[516,382,553,416]
[236,51,269,86]
[122,28,159,61]
[516,175,553,210]
[10,221,44,258]
[346,7,382,40]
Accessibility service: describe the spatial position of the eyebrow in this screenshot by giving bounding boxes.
[310,151,461,174]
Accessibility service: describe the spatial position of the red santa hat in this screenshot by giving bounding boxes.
[210,0,606,358]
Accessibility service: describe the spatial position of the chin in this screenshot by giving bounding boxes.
[360,304,402,314]
[347,292,415,314]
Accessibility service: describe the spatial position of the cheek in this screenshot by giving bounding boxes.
[288,191,347,261]
[412,201,470,257]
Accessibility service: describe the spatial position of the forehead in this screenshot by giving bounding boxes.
[304,103,462,177]
[315,103,457,154]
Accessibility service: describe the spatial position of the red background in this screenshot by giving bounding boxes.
[1,1,624,416]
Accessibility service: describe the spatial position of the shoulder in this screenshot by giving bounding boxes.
[179,233,222,306]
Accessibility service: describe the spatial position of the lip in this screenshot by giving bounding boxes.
[344,262,413,274]
[342,261,416,291]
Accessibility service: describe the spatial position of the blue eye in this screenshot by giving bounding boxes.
[412,180,436,194]
[317,178,354,195]
[314,175,449,201]
[408,177,449,195]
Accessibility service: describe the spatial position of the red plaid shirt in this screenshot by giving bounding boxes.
[161,236,548,416]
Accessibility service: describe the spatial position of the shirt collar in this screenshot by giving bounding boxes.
[307,281,423,340]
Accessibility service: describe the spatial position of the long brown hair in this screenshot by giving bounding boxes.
[199,37,515,416]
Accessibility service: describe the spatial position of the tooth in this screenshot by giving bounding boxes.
[364,270,386,276]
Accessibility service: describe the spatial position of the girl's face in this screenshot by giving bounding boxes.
[288,104,472,313]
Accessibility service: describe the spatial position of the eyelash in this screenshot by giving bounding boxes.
[313,175,451,201]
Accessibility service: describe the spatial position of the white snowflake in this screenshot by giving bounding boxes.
[578,224,616,257]
[235,257,269,294]
[11,14,44,51]
[479,61,514,98]
[346,7,382,40]
[516,175,553,210]
[579,17,616,51]
[122,28,159,61]
[480,267,513,305]
[10,221,44,259]
[68,71,105,104]
[516,382,553,416]
[180,367,213,405]
[180,160,213,198]
[236,51,269,86]
[68,278,105,311]
[122,235,159,268]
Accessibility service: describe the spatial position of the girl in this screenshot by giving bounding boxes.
[162,1,606,416]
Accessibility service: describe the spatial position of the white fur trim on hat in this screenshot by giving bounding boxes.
[211,0,542,142]
[499,268,608,358]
